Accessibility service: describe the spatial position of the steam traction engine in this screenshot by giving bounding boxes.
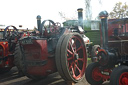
[14,8,88,82]
[85,11,128,85]
[0,25,21,73]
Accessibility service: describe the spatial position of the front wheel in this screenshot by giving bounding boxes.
[85,62,103,85]
[110,65,128,85]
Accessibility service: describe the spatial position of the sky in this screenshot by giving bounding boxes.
[0,0,128,29]
[91,0,128,19]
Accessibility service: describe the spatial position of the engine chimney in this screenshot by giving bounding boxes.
[77,8,83,29]
[36,15,41,33]
[99,11,109,49]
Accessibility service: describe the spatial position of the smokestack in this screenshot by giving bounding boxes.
[77,8,83,29]
[99,11,109,49]
[36,15,41,32]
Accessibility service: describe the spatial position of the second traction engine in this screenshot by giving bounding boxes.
[14,8,88,83]
[85,11,128,85]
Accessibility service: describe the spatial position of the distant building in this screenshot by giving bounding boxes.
[63,20,100,30]
[63,20,101,45]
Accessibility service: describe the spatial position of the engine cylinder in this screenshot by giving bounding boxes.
[97,49,117,68]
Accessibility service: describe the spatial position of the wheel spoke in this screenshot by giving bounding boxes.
[67,49,73,55]
[75,60,79,68]
[72,44,77,52]
[69,62,74,71]
[67,57,73,61]
[69,40,75,53]
[76,46,82,52]
[71,65,76,77]
[75,64,81,74]
[78,58,84,62]
[71,44,75,53]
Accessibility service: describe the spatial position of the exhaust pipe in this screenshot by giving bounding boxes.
[36,15,41,33]
[77,8,83,29]
[99,11,109,49]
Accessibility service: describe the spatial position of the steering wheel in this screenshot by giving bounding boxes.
[3,25,19,52]
[41,20,56,36]
[3,25,19,41]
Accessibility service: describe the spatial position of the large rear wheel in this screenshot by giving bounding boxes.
[14,43,24,76]
[55,33,87,82]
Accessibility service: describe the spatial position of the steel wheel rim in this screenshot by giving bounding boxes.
[119,72,128,85]
[92,67,102,81]
[67,35,86,80]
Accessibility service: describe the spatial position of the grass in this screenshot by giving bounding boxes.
[87,58,91,61]
[87,58,92,65]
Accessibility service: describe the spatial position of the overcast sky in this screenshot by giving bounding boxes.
[0,0,128,29]
[0,0,85,29]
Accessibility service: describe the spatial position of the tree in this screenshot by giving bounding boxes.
[109,2,128,19]
[85,0,102,20]
[85,0,92,20]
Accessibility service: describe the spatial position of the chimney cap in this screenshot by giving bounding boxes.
[99,11,108,19]
[36,15,41,20]
[77,8,83,12]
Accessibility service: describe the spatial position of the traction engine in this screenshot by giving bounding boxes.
[14,8,88,82]
[85,11,128,85]
[0,25,21,73]
[0,25,33,74]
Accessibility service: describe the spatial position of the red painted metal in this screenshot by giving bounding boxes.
[96,49,108,66]
[0,41,14,68]
[92,67,111,82]
[100,19,128,46]
[119,72,128,85]
[22,39,57,76]
[92,67,102,81]
[108,19,128,37]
